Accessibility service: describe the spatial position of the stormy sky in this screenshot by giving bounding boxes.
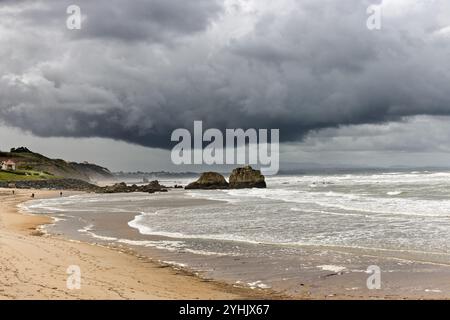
[1,0,450,171]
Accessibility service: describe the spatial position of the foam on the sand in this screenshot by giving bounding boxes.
[317,265,347,273]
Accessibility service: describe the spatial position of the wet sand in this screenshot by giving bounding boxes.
[0,188,275,300]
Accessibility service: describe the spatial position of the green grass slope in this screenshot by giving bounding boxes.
[0,170,58,181]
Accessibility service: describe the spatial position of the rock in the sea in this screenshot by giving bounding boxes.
[229,165,266,189]
[140,180,168,193]
[98,180,168,194]
[185,172,229,190]
[99,182,129,193]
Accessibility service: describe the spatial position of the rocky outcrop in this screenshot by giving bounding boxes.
[0,179,169,194]
[10,147,32,153]
[98,181,168,194]
[140,180,168,193]
[184,166,267,190]
[229,165,266,189]
[185,172,229,190]
[97,182,129,193]
[0,179,100,191]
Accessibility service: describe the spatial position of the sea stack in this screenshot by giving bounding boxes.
[185,172,229,190]
[229,165,266,189]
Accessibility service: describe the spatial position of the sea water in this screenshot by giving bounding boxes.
[21,170,450,296]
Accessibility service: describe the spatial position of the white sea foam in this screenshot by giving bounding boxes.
[247,280,271,289]
[77,224,94,233]
[89,233,118,242]
[117,239,184,251]
[77,228,238,257]
[161,261,188,268]
[187,190,242,203]
[387,191,403,196]
[317,265,347,273]
[128,215,262,245]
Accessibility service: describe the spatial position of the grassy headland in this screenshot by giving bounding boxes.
[0,169,58,181]
[0,147,113,182]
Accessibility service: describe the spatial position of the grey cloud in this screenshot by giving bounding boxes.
[297,116,450,153]
[1,0,450,150]
[77,0,223,43]
[278,115,450,168]
[4,0,223,43]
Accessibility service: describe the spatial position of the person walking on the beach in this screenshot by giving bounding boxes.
[60,191,63,197]
[12,190,15,195]
[31,193,34,198]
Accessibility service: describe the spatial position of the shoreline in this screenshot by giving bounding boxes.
[4,188,450,300]
[0,188,281,300]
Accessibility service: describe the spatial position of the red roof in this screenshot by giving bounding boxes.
[3,160,15,165]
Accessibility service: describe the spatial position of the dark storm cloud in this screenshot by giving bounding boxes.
[1,0,450,149]
[5,0,223,43]
[79,0,223,42]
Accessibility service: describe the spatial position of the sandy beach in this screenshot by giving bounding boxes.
[0,188,274,300]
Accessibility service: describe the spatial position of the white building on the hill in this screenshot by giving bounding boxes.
[1,160,16,171]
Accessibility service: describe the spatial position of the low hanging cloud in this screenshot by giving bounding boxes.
[1,0,450,149]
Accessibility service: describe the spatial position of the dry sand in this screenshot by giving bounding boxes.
[0,188,273,300]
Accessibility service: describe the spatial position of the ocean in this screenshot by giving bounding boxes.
[20,170,450,297]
